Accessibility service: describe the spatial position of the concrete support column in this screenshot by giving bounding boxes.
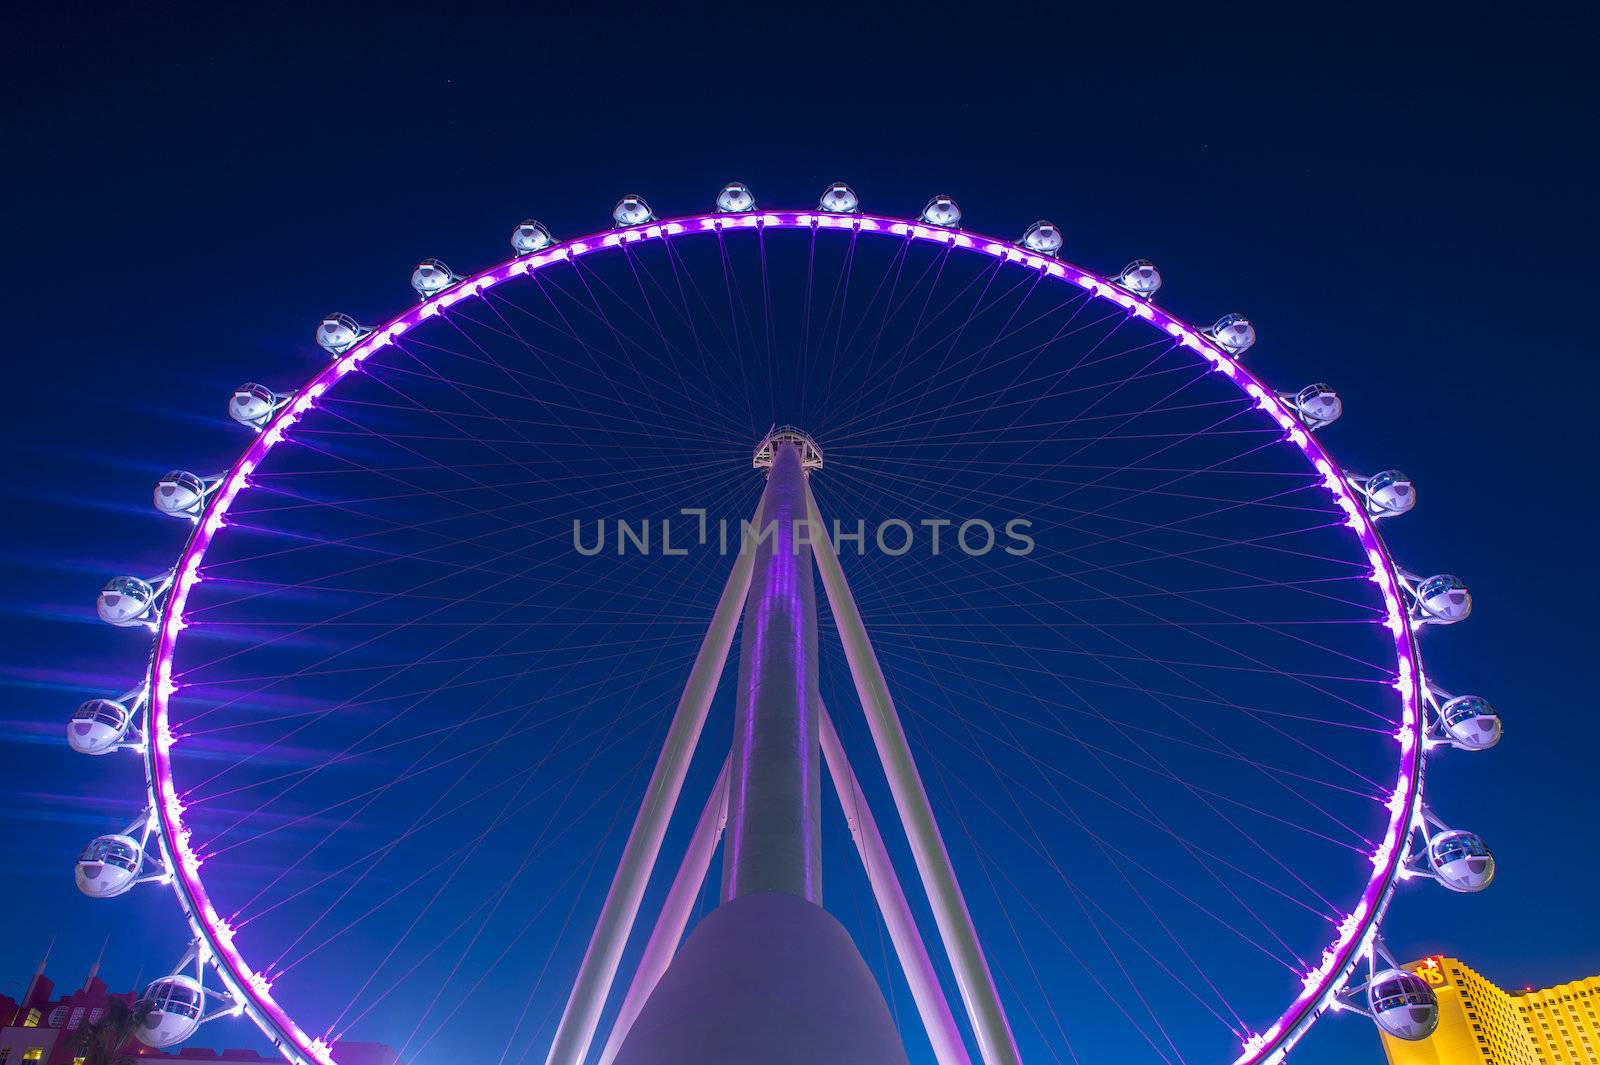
[721,440,823,903]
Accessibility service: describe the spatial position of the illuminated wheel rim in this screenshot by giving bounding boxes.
[137,210,1425,1065]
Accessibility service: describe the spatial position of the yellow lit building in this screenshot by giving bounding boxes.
[1379,956,1600,1064]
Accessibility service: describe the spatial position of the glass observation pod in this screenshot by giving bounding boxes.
[1114,258,1161,297]
[153,470,214,520]
[1207,313,1257,355]
[411,258,457,299]
[137,975,206,1048]
[1439,694,1502,750]
[75,834,142,898]
[1291,383,1342,428]
[510,219,554,255]
[1368,969,1439,1040]
[1428,829,1496,892]
[315,313,367,356]
[228,383,289,432]
[68,697,135,755]
[612,196,654,227]
[1020,220,1063,256]
[1414,574,1472,624]
[1362,469,1416,517]
[920,195,962,228]
[819,183,860,213]
[96,575,157,627]
[716,182,756,213]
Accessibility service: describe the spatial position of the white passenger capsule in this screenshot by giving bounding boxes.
[613,196,654,227]
[1207,313,1256,355]
[1361,470,1415,517]
[228,383,289,432]
[1428,829,1495,892]
[97,576,158,628]
[411,258,457,298]
[1415,574,1471,624]
[1368,969,1439,1040]
[316,313,367,356]
[920,195,962,228]
[154,471,214,521]
[819,183,860,214]
[1290,383,1342,429]
[511,219,554,255]
[75,834,143,898]
[1019,221,1063,256]
[716,182,756,213]
[1114,259,1162,297]
[69,697,136,755]
[136,975,205,1047]
[1439,694,1502,751]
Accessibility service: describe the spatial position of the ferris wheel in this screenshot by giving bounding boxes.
[67,182,1501,1065]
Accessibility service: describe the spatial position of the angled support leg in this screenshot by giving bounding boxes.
[806,485,1023,1065]
[543,538,759,1065]
[820,702,974,1065]
[597,758,731,1065]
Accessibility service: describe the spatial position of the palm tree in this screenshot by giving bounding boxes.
[70,998,151,1065]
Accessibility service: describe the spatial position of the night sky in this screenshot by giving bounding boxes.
[3,5,1596,1065]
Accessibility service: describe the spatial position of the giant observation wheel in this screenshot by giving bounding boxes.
[69,184,1500,1065]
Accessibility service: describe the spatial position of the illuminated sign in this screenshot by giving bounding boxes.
[1416,957,1447,987]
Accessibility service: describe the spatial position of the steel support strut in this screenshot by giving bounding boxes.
[806,484,1023,1065]
[819,703,974,1065]
[542,530,759,1065]
[597,759,731,1065]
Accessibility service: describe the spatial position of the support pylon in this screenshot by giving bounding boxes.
[722,436,823,903]
[807,482,1023,1065]
[610,433,907,1065]
[820,702,974,1065]
[560,432,1017,1065]
[597,761,730,1065]
[542,511,759,1065]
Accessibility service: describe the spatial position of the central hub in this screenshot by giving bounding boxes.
[752,426,823,471]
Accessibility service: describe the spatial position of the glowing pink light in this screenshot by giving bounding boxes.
[140,209,1423,1065]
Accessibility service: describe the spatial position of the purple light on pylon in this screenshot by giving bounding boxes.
[723,441,821,905]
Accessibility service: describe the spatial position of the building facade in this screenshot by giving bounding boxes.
[2,956,133,1065]
[1380,956,1600,1065]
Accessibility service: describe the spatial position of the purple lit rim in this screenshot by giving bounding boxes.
[140,210,1425,1065]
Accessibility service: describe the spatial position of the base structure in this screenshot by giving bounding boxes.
[548,431,1018,1065]
[612,891,910,1065]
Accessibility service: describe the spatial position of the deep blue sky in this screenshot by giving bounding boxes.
[3,5,1596,1064]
